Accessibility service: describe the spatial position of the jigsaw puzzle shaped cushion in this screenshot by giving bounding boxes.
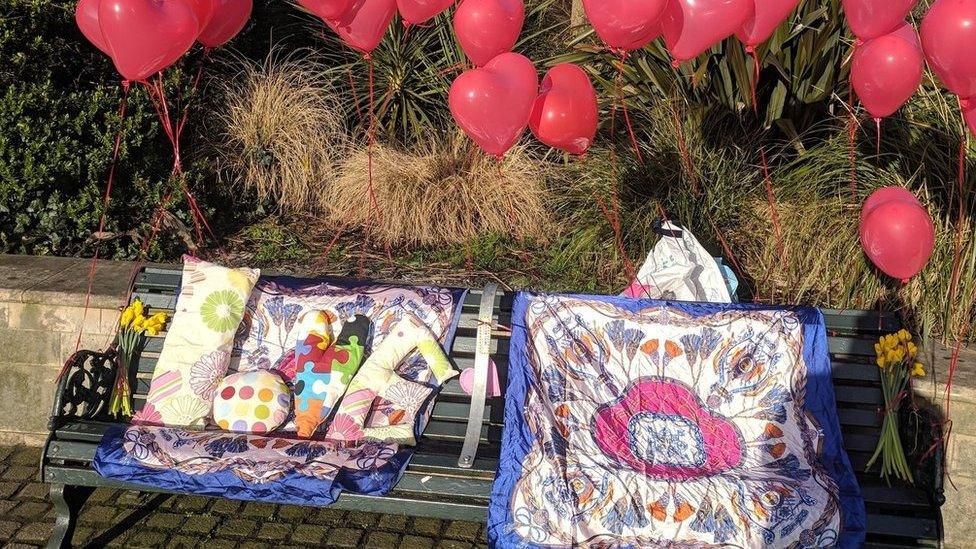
[213,370,291,434]
[293,314,371,438]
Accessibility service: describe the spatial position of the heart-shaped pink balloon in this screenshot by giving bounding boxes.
[453,0,524,67]
[529,63,599,155]
[921,0,976,98]
[842,0,916,41]
[581,0,665,52]
[75,0,111,56]
[326,0,397,54]
[450,52,538,157]
[736,0,800,47]
[198,0,253,48]
[98,0,199,81]
[397,0,455,25]
[660,0,754,63]
[851,23,923,119]
[299,0,354,21]
[187,0,215,31]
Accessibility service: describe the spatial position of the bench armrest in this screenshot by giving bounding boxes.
[49,350,119,431]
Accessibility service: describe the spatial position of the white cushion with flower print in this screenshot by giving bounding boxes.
[134,256,260,429]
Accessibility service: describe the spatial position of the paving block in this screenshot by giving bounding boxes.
[15,521,53,543]
[412,516,443,537]
[242,502,278,519]
[124,529,170,548]
[345,510,378,529]
[216,519,258,539]
[0,519,21,539]
[325,527,363,548]
[237,542,270,549]
[444,520,482,541]
[211,498,242,516]
[290,523,327,544]
[15,482,49,501]
[81,505,121,524]
[183,514,218,534]
[365,531,400,548]
[255,522,292,542]
[168,535,199,548]
[276,504,312,521]
[169,495,212,513]
[400,534,438,549]
[438,540,476,549]
[309,507,347,526]
[9,447,40,465]
[146,512,186,530]
[4,467,38,483]
[11,501,51,519]
[377,513,408,532]
[0,481,23,499]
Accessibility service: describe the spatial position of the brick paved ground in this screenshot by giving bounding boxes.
[0,446,488,548]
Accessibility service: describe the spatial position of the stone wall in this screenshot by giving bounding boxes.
[0,254,135,445]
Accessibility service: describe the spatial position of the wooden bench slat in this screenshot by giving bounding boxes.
[864,513,939,539]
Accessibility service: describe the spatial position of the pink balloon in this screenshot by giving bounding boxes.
[187,0,215,31]
[98,0,199,81]
[198,0,252,48]
[397,0,454,25]
[842,0,916,40]
[851,24,923,119]
[921,0,976,97]
[861,199,935,283]
[75,0,111,56]
[529,64,599,155]
[861,186,921,225]
[453,0,524,67]
[299,0,353,20]
[449,52,538,157]
[736,0,801,47]
[326,0,397,54]
[660,0,754,63]
[581,0,666,52]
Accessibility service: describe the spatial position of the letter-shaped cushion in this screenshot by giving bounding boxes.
[326,315,459,446]
[293,314,370,438]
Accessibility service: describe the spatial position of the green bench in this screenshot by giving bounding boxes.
[41,266,945,548]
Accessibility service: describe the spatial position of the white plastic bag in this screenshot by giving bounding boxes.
[622,221,733,303]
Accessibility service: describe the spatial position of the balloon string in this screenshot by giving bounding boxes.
[595,192,638,289]
[848,90,858,203]
[949,136,967,302]
[612,55,644,164]
[671,103,700,195]
[875,118,882,158]
[760,147,784,259]
[60,81,132,380]
[747,46,760,116]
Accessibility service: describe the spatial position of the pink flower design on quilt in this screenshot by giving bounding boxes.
[593,377,745,479]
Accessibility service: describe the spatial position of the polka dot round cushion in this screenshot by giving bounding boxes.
[213,371,291,433]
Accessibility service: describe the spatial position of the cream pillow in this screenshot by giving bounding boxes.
[141,256,260,428]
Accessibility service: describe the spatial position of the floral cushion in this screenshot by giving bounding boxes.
[139,256,260,428]
[213,371,291,434]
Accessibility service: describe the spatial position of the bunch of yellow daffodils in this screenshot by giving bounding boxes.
[111,299,168,418]
[867,329,926,484]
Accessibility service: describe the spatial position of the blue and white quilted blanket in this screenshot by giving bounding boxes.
[489,293,865,548]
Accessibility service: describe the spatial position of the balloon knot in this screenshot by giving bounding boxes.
[671,59,681,69]
[901,278,910,284]
[745,45,755,54]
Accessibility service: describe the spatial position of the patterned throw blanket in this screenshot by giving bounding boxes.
[489,293,864,548]
[94,277,465,506]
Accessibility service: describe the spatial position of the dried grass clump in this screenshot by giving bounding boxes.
[327,137,553,246]
[217,51,347,211]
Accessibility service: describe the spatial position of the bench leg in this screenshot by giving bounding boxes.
[47,484,93,549]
